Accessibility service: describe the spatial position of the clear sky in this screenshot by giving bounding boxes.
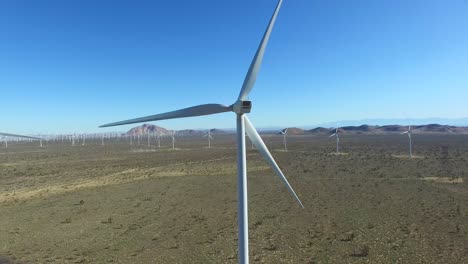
[1,0,467,134]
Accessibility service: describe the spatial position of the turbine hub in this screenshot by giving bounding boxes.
[232,100,252,114]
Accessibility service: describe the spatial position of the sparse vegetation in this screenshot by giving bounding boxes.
[1,134,468,263]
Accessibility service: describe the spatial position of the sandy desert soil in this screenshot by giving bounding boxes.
[1,134,468,263]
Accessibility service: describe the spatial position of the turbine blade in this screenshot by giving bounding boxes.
[237,0,284,100]
[0,132,41,140]
[329,133,336,137]
[401,131,408,134]
[100,104,232,127]
[244,115,304,208]
[209,135,214,140]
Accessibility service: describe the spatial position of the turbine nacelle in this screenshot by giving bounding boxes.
[232,100,252,114]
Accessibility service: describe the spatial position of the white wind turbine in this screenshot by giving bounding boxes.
[171,131,176,150]
[329,127,340,153]
[100,1,303,263]
[0,132,42,149]
[156,132,161,148]
[204,129,214,148]
[401,125,413,158]
[280,128,288,151]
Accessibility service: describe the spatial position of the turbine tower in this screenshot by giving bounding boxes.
[157,132,161,148]
[329,127,340,153]
[401,125,413,158]
[171,131,176,150]
[280,128,288,151]
[204,129,214,148]
[100,1,303,263]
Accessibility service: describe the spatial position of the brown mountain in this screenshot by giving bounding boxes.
[125,124,169,135]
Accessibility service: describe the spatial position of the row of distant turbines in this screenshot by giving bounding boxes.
[2,126,416,158]
[323,125,414,158]
[0,130,215,150]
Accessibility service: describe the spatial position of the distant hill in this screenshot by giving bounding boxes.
[315,117,468,128]
[323,124,468,135]
[125,124,169,135]
[277,124,468,135]
[125,124,229,136]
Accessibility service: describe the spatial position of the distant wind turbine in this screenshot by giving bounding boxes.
[156,132,161,148]
[401,125,413,158]
[204,129,214,148]
[99,1,303,263]
[280,128,288,151]
[171,131,176,150]
[329,127,340,153]
[0,132,41,149]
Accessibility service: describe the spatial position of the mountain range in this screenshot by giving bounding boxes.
[125,124,468,136]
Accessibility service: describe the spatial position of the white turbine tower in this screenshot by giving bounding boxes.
[100,1,303,263]
[157,132,161,148]
[329,127,340,153]
[171,131,176,150]
[280,128,288,151]
[0,132,42,149]
[401,125,413,158]
[204,129,214,148]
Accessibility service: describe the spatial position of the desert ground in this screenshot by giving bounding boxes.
[1,134,468,263]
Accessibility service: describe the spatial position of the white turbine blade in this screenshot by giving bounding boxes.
[238,0,283,100]
[209,135,214,140]
[244,116,304,208]
[401,131,408,134]
[100,104,232,127]
[0,132,41,140]
[329,133,336,137]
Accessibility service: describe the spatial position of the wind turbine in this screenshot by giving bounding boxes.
[329,127,340,153]
[99,1,303,263]
[204,129,214,148]
[401,125,413,158]
[280,128,288,151]
[156,132,161,148]
[171,131,176,150]
[0,132,42,149]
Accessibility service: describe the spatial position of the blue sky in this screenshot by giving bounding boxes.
[1,0,467,134]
